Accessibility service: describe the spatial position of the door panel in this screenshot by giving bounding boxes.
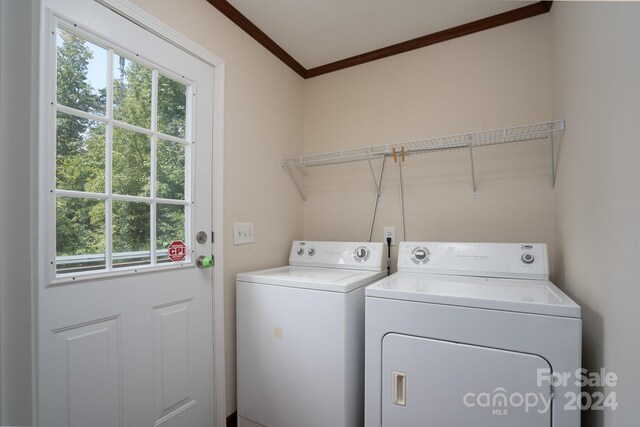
[153,300,193,422]
[39,1,215,426]
[52,317,122,427]
[382,334,552,427]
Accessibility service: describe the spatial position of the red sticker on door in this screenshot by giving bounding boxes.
[168,240,187,262]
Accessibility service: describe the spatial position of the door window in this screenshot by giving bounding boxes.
[53,24,193,278]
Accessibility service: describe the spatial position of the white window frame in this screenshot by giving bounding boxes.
[48,18,198,284]
[37,0,227,424]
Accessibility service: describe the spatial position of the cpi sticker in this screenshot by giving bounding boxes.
[168,240,187,262]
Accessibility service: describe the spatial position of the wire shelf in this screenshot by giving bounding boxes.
[282,120,564,168]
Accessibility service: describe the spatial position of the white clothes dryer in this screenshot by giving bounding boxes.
[237,241,387,427]
[365,242,581,427]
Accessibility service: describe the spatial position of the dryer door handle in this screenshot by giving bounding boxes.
[391,371,407,406]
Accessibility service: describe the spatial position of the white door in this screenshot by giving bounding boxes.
[382,334,552,427]
[38,1,216,426]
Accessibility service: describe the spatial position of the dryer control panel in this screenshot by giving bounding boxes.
[397,242,549,280]
[289,241,384,271]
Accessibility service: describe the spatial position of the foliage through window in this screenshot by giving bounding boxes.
[54,26,192,276]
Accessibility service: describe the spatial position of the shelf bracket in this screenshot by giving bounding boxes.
[367,156,386,242]
[548,124,556,188]
[367,158,381,196]
[284,164,307,202]
[468,135,478,198]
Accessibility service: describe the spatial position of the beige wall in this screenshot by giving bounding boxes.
[128,0,305,416]
[302,15,554,272]
[551,3,640,426]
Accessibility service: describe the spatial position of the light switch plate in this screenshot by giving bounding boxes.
[234,222,255,245]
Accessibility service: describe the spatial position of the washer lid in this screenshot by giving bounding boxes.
[238,266,387,293]
[366,272,581,318]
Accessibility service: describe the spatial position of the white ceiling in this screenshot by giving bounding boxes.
[228,0,537,69]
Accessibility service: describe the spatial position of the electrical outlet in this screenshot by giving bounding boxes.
[234,222,255,245]
[384,227,396,246]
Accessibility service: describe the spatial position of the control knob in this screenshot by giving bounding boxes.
[521,253,535,264]
[354,246,369,262]
[412,247,431,264]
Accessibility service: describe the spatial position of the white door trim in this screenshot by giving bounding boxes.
[35,0,226,425]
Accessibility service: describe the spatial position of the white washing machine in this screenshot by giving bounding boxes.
[237,241,387,427]
[365,242,582,427]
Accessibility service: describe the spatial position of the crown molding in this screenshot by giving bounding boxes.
[207,1,553,79]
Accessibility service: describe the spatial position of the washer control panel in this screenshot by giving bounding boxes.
[290,241,384,271]
[397,242,549,280]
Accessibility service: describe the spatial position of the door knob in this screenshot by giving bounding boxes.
[196,255,214,269]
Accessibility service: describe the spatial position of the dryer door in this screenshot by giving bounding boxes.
[382,334,552,427]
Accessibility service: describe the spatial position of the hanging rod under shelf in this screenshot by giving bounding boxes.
[282,120,565,201]
[282,120,564,168]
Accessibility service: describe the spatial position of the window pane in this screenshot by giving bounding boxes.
[56,112,105,193]
[156,204,186,263]
[157,74,187,139]
[112,127,150,197]
[113,54,152,129]
[56,197,105,274]
[57,28,107,116]
[157,139,186,200]
[112,201,150,268]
